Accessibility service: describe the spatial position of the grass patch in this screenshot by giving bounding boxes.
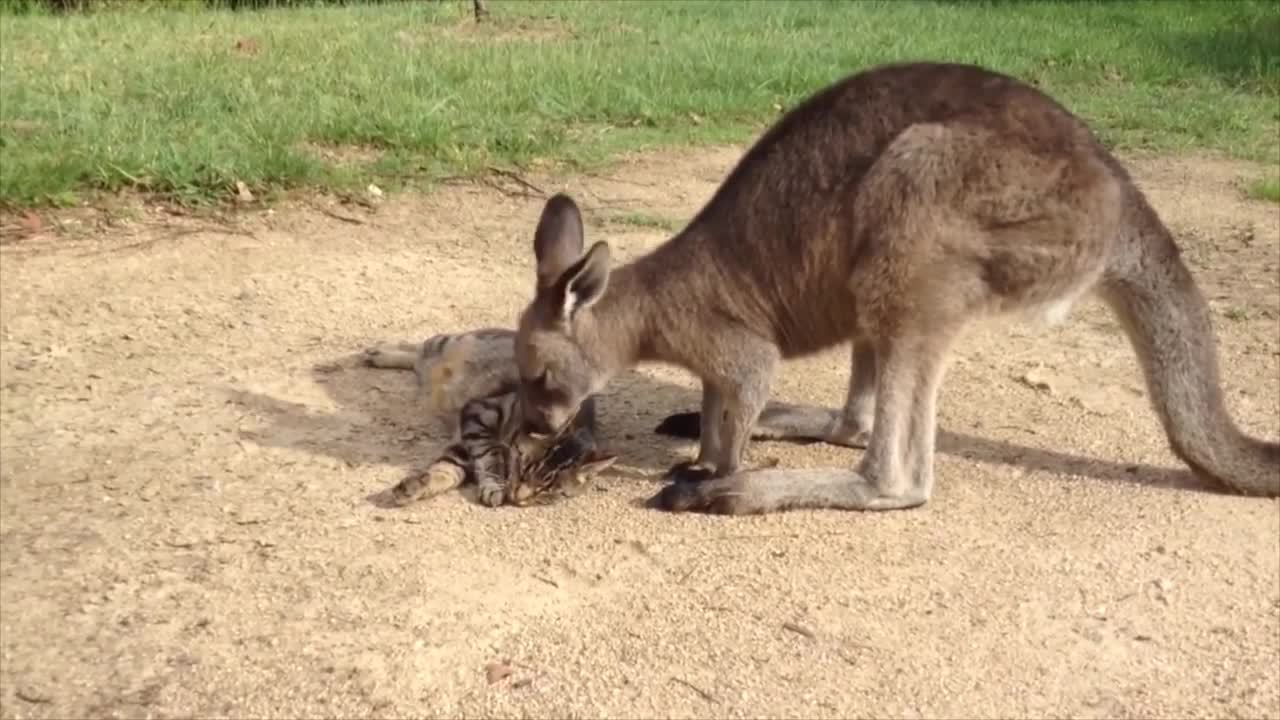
[1223,307,1250,322]
[607,211,682,233]
[1,0,1277,207]
[1245,176,1280,204]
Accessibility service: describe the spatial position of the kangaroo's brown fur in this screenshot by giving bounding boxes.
[512,61,1280,515]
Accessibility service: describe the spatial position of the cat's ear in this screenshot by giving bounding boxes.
[578,451,618,477]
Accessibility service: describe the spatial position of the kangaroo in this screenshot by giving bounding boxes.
[511,60,1280,515]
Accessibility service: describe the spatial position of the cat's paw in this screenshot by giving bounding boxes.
[390,463,464,506]
[362,344,416,370]
[477,484,505,508]
[362,346,392,366]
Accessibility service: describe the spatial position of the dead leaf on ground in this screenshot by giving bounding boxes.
[21,211,43,234]
[1017,366,1055,394]
[485,660,514,684]
[782,621,816,639]
[15,685,52,704]
[4,119,44,134]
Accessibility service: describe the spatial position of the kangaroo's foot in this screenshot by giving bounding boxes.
[648,468,929,515]
[662,460,718,484]
[823,422,872,450]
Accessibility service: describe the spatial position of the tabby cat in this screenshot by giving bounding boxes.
[366,330,616,507]
[365,327,517,431]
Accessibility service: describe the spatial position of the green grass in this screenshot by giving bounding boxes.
[1,0,1277,208]
[1246,176,1280,204]
[608,211,682,233]
[1223,306,1251,322]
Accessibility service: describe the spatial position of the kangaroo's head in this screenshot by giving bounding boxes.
[515,194,612,435]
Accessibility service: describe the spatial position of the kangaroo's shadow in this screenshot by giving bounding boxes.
[222,342,1222,508]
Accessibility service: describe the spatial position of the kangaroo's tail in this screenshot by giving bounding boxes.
[1101,194,1279,496]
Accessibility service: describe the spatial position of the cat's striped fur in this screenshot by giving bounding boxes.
[365,329,615,507]
[365,327,517,432]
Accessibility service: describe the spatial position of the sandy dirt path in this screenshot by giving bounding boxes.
[1,147,1278,719]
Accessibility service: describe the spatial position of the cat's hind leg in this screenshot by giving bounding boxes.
[363,341,422,370]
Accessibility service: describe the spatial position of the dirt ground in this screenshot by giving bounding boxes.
[1,145,1278,720]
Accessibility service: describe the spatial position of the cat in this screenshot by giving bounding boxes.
[365,329,615,507]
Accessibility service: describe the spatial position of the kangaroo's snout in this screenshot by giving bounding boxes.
[521,413,556,436]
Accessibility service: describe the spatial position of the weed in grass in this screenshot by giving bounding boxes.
[608,211,682,233]
[1245,176,1280,204]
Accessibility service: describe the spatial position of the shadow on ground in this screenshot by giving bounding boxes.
[1160,12,1280,94]
[223,347,1218,506]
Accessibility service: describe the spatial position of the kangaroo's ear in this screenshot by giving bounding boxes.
[533,194,585,287]
[558,241,611,322]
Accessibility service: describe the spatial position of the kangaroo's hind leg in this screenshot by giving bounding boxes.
[853,322,960,508]
[822,336,878,448]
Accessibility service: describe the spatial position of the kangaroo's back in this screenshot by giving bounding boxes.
[644,61,1109,357]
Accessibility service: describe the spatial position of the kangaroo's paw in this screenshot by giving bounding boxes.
[647,476,759,515]
[824,426,872,450]
[662,460,717,484]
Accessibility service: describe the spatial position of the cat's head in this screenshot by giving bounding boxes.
[505,427,617,506]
